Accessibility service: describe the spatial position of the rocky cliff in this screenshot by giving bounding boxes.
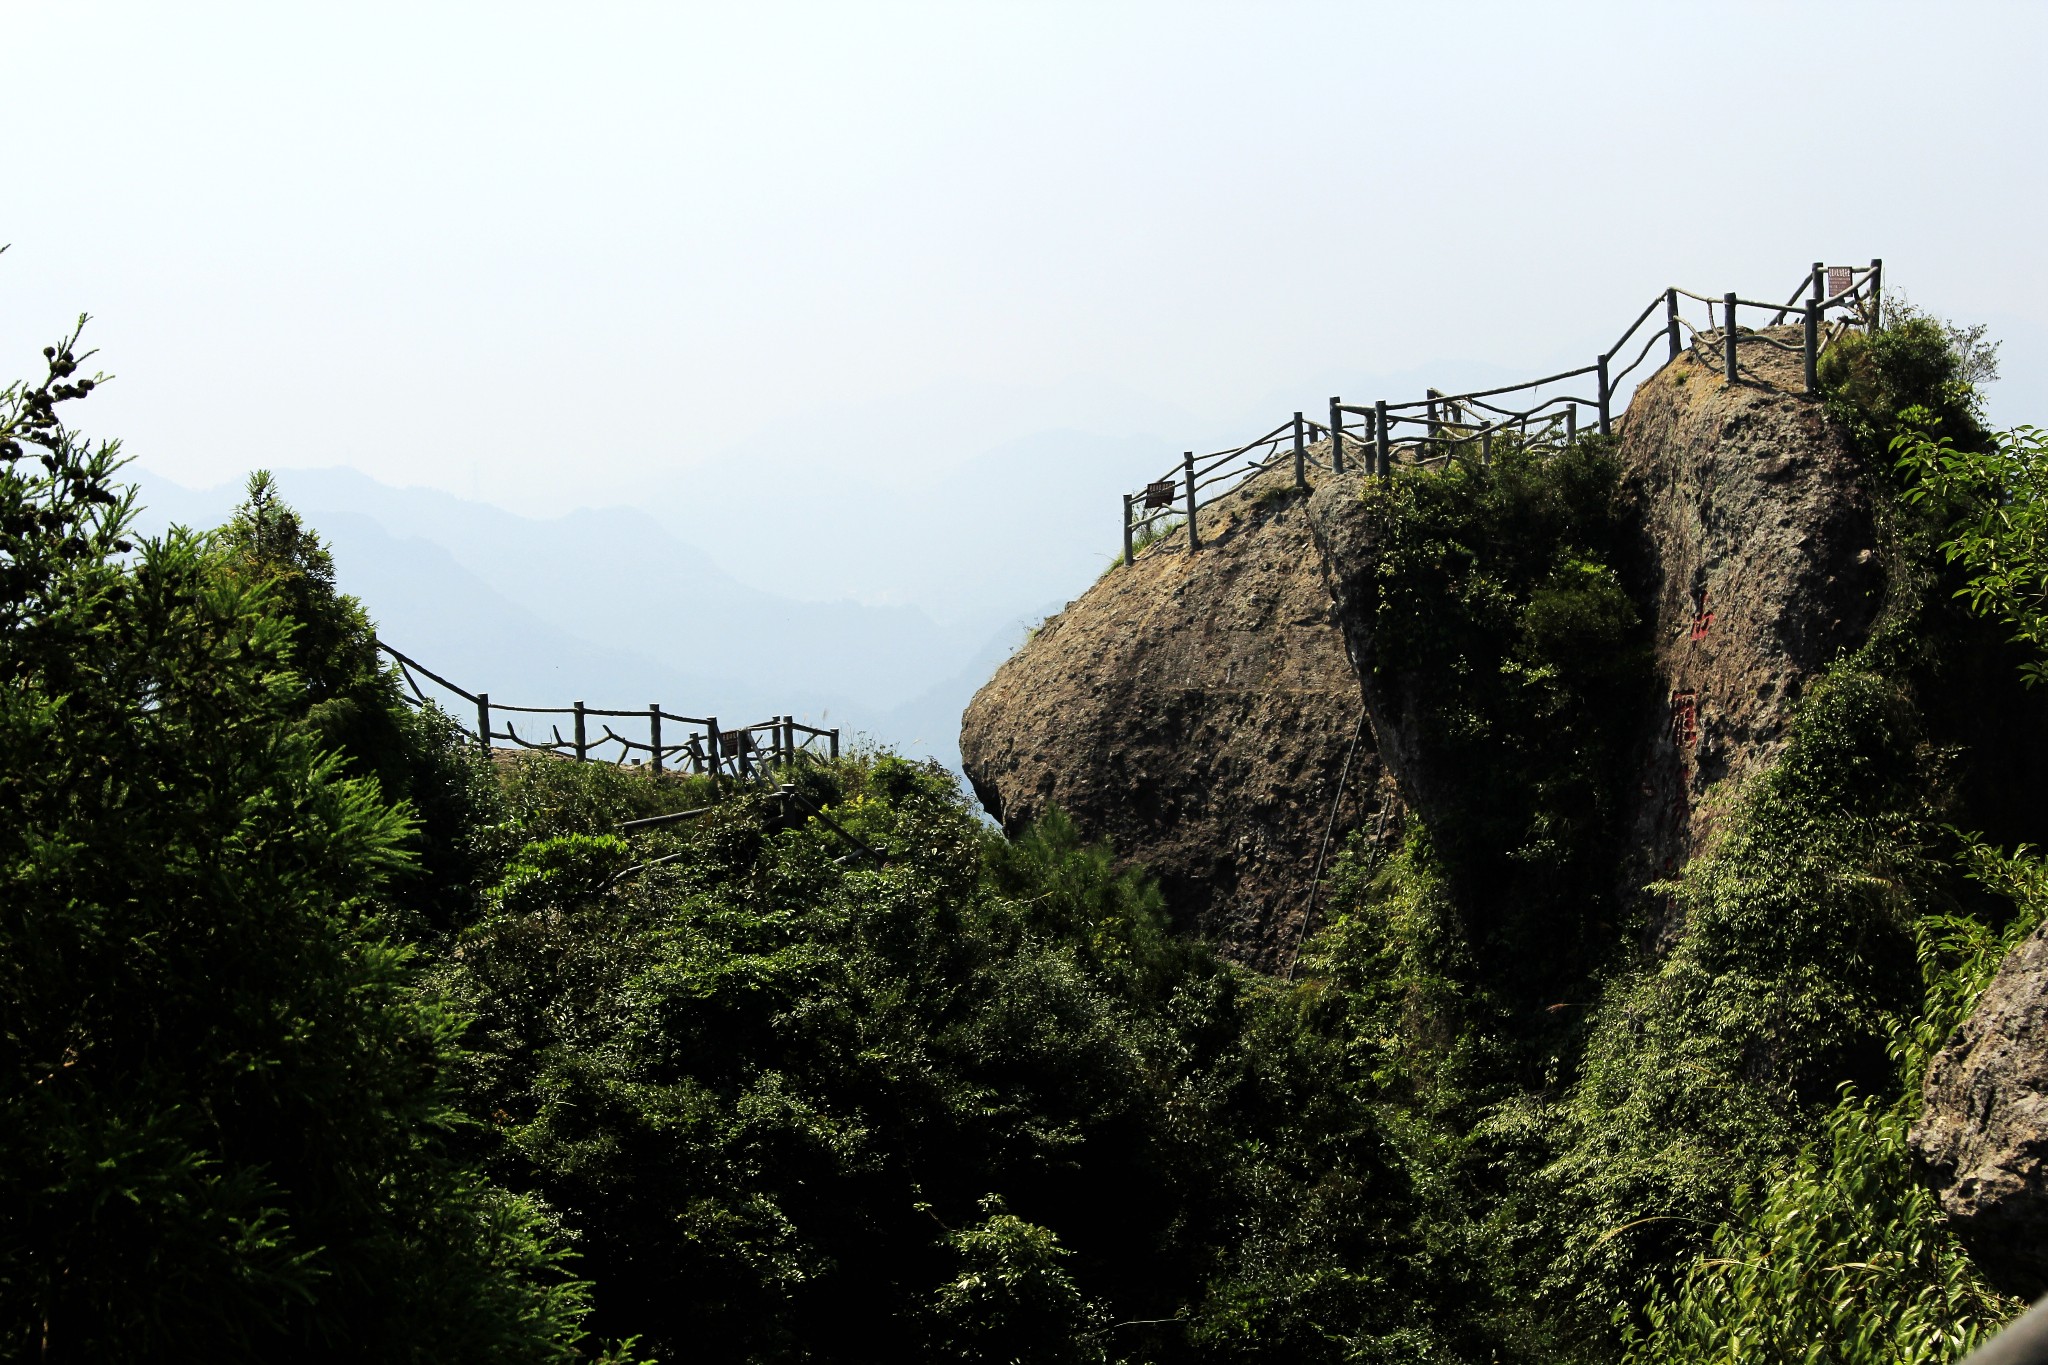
[1608,336,1882,886]
[963,331,1886,967]
[1912,922,2048,1296]
[959,469,1400,969]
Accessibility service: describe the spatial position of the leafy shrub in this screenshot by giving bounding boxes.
[930,1195,1103,1363]
[1545,662,1940,1326]
[0,326,618,1359]
[1620,1097,2012,1365]
[213,469,505,936]
[1896,421,2048,687]
[1820,307,1989,466]
[1345,436,1650,1006]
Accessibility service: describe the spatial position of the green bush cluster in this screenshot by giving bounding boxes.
[0,327,625,1359]
[1546,660,1943,1324]
[1345,436,1651,1007]
[431,756,1474,1362]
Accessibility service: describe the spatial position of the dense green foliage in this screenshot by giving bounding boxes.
[1898,422,2048,687]
[1346,435,1650,1005]
[1618,841,2048,1365]
[1622,1097,2007,1365]
[1549,658,1944,1323]
[0,330,619,1360]
[431,759,1462,1362]
[1819,310,1992,467]
[213,469,503,932]
[11,292,2047,1362]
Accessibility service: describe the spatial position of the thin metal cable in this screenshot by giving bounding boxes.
[1287,703,1369,982]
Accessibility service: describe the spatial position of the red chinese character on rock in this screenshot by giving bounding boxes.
[1670,689,1699,750]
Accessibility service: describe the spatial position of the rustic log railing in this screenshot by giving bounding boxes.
[1120,257,1883,565]
[376,639,839,789]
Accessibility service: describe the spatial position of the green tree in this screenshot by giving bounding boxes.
[0,323,619,1360]
[929,1196,1102,1364]
[1896,421,2048,687]
[432,749,1461,1363]
[212,469,502,935]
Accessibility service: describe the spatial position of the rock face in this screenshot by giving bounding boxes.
[959,470,1400,970]
[1912,922,2048,1296]
[1296,466,1445,848]
[962,321,2048,1287]
[1608,332,1884,903]
[964,335,1887,967]
[1298,333,1883,918]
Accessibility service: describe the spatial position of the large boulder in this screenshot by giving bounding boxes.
[959,467,1399,970]
[1912,923,2048,1297]
[964,332,1884,965]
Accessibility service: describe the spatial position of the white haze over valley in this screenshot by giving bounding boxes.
[11,2,2048,768]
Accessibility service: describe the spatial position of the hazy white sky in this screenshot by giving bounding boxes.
[5,1,2046,518]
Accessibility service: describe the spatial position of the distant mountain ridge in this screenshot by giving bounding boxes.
[121,357,1561,771]
[127,466,1020,770]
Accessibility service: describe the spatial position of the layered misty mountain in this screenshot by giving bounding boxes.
[120,358,1579,771]
[127,466,1033,771]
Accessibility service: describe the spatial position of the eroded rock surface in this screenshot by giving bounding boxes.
[959,470,1399,970]
[1610,333,1884,900]
[1912,922,2048,1296]
[964,337,1887,967]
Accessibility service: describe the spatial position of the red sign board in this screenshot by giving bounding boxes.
[1827,266,1854,298]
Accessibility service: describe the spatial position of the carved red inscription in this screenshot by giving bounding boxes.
[1670,689,1699,750]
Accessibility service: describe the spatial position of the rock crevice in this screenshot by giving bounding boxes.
[966,339,1880,966]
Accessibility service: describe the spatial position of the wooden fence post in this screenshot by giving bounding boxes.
[1183,451,1199,552]
[1292,411,1306,489]
[1804,300,1819,393]
[706,718,721,795]
[650,705,663,773]
[1811,260,1824,306]
[1565,402,1577,446]
[1122,494,1134,567]
[1375,400,1389,476]
[783,715,796,767]
[1870,257,1883,329]
[829,728,839,761]
[574,701,587,762]
[1328,398,1344,475]
[1596,353,1612,437]
[1666,287,1681,362]
[1723,292,1739,383]
[1481,422,1493,465]
[476,692,491,754]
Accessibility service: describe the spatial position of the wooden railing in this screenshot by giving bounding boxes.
[376,639,839,788]
[1121,258,1884,564]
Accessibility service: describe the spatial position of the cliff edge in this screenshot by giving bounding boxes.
[966,334,1885,967]
[959,467,1399,969]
